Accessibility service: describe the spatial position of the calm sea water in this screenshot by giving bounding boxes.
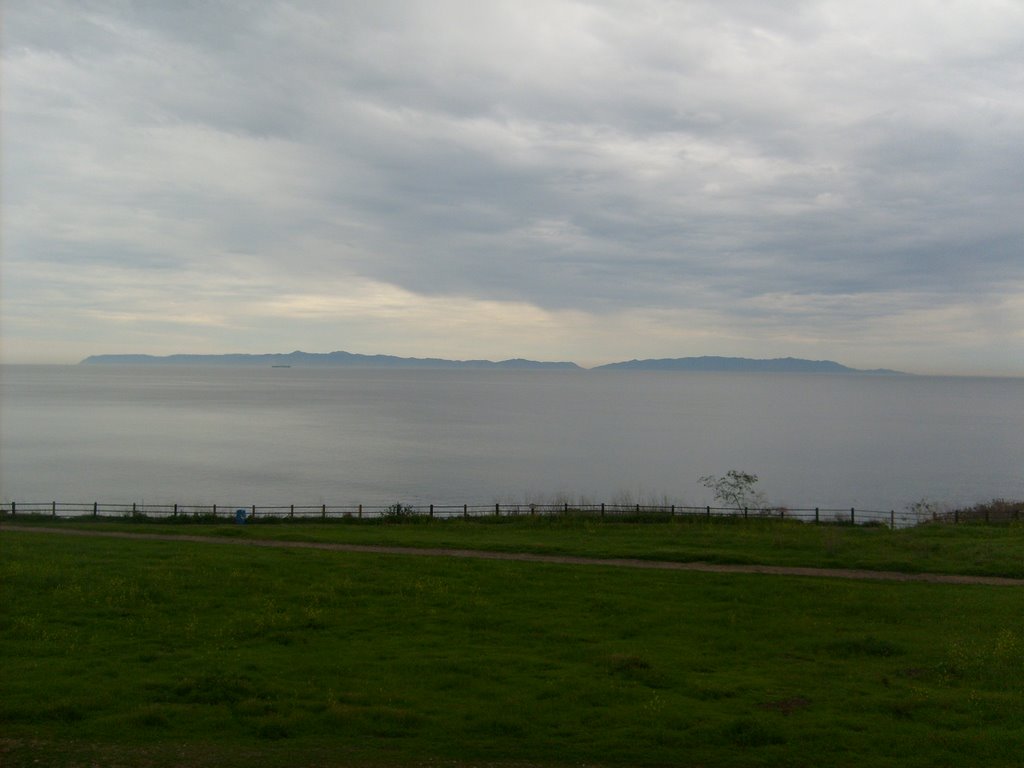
[1,365,1021,512]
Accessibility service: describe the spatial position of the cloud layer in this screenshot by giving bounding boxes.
[3,0,1023,373]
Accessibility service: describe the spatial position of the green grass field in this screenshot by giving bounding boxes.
[2,520,1023,767]
[12,511,1024,577]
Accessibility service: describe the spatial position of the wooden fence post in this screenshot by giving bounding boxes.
[706,505,711,519]
[290,504,294,518]
[601,503,605,518]
[890,510,895,529]
[358,504,363,519]
[463,504,468,519]
[252,504,256,519]
[93,502,98,517]
[850,508,855,525]
[429,504,434,519]
[322,504,326,519]
[52,501,56,517]
[174,503,178,517]
[213,503,217,517]
[495,503,500,517]
[815,507,819,524]
[743,507,748,519]
[132,502,137,518]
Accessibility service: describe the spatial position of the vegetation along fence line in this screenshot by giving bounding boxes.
[3,500,1018,528]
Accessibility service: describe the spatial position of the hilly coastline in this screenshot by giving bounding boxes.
[593,356,904,374]
[79,351,582,370]
[80,351,904,374]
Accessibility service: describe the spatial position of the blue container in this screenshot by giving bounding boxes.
[235,509,247,525]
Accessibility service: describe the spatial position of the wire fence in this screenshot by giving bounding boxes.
[3,499,1010,528]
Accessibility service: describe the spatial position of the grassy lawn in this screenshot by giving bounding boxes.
[8,512,1024,578]
[1,527,1022,767]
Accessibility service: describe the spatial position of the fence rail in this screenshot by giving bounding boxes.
[0,499,1004,529]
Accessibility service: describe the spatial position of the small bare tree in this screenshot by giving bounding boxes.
[905,497,950,523]
[699,470,766,511]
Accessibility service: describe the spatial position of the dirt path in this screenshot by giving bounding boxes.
[3,524,1022,586]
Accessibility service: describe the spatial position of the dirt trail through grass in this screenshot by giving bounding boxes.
[3,524,1023,586]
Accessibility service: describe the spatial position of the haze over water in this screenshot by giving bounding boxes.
[1,365,1021,513]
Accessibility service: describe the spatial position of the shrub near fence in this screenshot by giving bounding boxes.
[936,499,1024,525]
[0,500,976,528]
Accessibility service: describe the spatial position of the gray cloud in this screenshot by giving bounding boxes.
[3,0,1023,373]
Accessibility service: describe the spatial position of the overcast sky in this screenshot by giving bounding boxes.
[3,1,1023,373]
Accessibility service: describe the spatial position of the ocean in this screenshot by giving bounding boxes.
[1,365,1021,513]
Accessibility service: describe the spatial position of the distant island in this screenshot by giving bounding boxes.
[80,351,905,374]
[592,356,904,375]
[79,351,582,370]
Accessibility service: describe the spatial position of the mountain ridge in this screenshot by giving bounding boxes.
[592,356,904,374]
[79,350,582,370]
[80,351,905,374]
